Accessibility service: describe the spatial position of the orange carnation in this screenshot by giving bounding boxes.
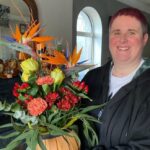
[27,98,48,116]
[36,75,54,85]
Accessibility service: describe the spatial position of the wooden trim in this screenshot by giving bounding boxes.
[23,0,38,22]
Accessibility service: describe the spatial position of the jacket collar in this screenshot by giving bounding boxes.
[105,58,150,106]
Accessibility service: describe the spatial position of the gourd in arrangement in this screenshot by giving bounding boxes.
[36,134,80,150]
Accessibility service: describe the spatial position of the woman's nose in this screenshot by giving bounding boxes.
[119,34,128,43]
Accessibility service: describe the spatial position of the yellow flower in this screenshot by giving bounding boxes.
[20,58,39,74]
[21,72,31,82]
[51,68,65,86]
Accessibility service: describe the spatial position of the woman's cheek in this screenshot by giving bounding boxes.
[109,37,118,47]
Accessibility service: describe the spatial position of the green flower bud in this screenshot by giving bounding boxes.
[51,68,65,86]
[20,58,39,74]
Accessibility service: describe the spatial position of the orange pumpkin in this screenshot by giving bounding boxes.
[36,134,80,150]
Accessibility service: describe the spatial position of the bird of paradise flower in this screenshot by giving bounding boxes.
[0,21,54,60]
[39,47,82,67]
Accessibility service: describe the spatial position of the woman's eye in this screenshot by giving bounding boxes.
[113,32,120,35]
[128,31,136,35]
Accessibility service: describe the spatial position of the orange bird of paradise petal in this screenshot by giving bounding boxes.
[40,50,68,65]
[13,25,22,42]
[32,36,55,43]
[69,47,82,66]
[27,22,40,38]
[12,22,55,44]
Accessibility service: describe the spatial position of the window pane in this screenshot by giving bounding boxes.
[77,12,92,33]
[77,35,92,64]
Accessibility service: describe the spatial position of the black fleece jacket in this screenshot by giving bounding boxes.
[81,59,150,150]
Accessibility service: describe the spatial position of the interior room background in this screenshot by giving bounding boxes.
[1,0,150,78]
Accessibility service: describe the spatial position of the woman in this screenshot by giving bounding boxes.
[81,7,150,150]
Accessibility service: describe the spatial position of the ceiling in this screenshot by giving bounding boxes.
[117,0,150,14]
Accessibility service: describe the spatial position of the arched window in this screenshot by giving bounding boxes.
[77,11,93,64]
[76,7,102,80]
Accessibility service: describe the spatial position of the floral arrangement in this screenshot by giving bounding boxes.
[0,21,104,150]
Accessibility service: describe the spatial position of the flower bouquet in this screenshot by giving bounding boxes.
[0,22,104,150]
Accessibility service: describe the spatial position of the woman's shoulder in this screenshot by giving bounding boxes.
[88,61,111,73]
[84,61,111,78]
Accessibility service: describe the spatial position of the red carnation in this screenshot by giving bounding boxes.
[20,83,30,89]
[27,98,48,116]
[45,92,59,108]
[59,87,72,95]
[57,99,72,111]
[36,76,54,85]
[13,82,20,97]
[72,81,89,93]
[69,94,80,106]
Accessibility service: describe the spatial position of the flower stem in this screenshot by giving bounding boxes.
[28,122,32,129]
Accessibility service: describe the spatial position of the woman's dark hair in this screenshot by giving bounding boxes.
[109,7,148,34]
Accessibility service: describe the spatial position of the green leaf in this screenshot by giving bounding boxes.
[39,115,47,123]
[78,114,101,123]
[11,103,21,112]
[28,74,37,84]
[0,123,13,129]
[46,124,69,136]
[0,131,19,139]
[11,118,26,132]
[3,103,12,111]
[47,110,58,123]
[50,114,67,125]
[27,85,39,96]
[65,85,93,101]
[80,104,106,114]
[0,140,22,150]
[0,101,6,111]
[37,135,47,150]
[62,116,78,129]
[4,129,35,150]
[82,119,99,147]
[18,94,26,101]
[42,84,51,96]
[26,130,38,150]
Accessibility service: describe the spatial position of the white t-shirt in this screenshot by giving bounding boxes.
[109,60,144,97]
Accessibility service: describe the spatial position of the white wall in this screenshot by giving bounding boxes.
[36,0,73,49]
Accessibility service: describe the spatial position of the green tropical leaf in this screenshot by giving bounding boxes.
[0,131,19,139]
[37,135,47,150]
[0,123,13,129]
[18,94,26,101]
[46,124,69,136]
[28,74,37,84]
[3,103,11,111]
[65,85,93,101]
[80,104,106,114]
[78,114,101,123]
[82,119,99,147]
[26,130,38,150]
[62,116,78,129]
[47,110,58,123]
[4,129,35,150]
[27,85,39,96]
[39,115,47,123]
[0,101,6,111]
[42,84,51,96]
[11,118,26,132]
[11,103,21,112]
[0,140,21,150]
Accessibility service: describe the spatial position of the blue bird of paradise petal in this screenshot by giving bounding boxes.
[3,36,16,42]
[0,40,36,57]
[77,60,88,64]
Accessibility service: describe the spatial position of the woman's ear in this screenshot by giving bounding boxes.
[143,33,149,46]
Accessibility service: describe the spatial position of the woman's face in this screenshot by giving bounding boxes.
[109,15,148,65]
